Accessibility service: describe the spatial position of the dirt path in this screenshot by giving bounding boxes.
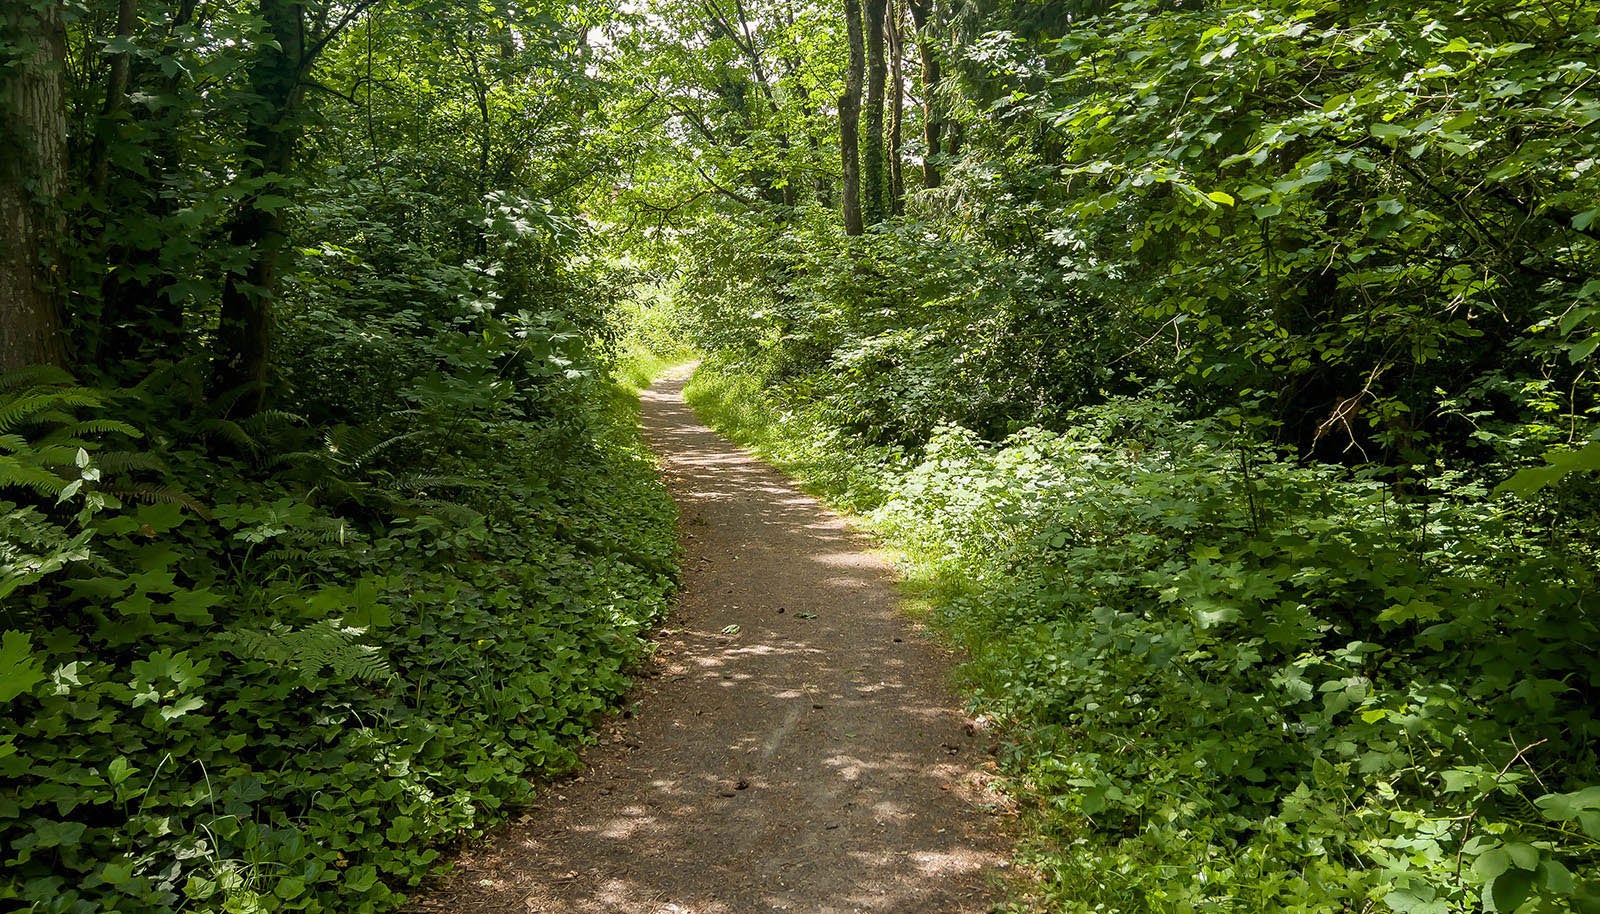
[414,367,1007,913]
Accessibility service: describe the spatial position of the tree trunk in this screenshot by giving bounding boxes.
[89,0,139,200]
[862,0,887,224]
[887,0,904,215]
[905,0,941,189]
[840,0,864,236]
[213,0,307,409]
[0,0,70,373]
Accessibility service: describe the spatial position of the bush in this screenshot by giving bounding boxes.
[690,359,1600,914]
[1,364,677,914]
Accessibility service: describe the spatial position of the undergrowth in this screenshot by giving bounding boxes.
[686,354,1600,914]
[1,365,678,913]
[608,287,699,394]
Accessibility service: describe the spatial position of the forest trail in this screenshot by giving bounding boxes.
[414,366,1007,913]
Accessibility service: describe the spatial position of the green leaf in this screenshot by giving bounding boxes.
[1569,336,1600,364]
[160,695,205,720]
[1472,845,1510,883]
[106,756,136,786]
[1486,867,1536,913]
[167,588,224,624]
[33,819,87,849]
[254,194,294,213]
[385,816,413,843]
[1542,859,1575,894]
[1505,843,1539,871]
[0,631,46,703]
[1496,440,1600,497]
[1206,191,1235,206]
[343,865,379,893]
[274,876,307,900]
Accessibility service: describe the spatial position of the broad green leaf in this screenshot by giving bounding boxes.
[0,631,45,703]
[1486,867,1537,913]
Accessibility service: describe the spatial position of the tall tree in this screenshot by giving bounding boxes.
[887,0,904,214]
[862,0,887,223]
[0,0,69,372]
[904,0,940,188]
[212,0,307,405]
[840,0,864,235]
[212,0,375,409]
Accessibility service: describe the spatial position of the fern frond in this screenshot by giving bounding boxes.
[199,417,260,453]
[103,483,212,519]
[404,498,485,526]
[0,391,103,433]
[306,477,391,511]
[223,620,392,686]
[269,450,326,469]
[27,444,88,469]
[93,450,167,476]
[26,408,82,428]
[351,429,423,465]
[238,410,307,443]
[393,473,486,492]
[0,365,77,392]
[206,380,269,421]
[280,516,351,544]
[323,424,380,461]
[61,419,142,440]
[0,456,70,497]
[0,434,27,453]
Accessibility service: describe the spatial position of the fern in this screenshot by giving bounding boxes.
[0,364,76,392]
[280,515,351,545]
[103,483,212,519]
[0,456,73,498]
[0,391,104,434]
[61,419,142,440]
[0,504,94,602]
[404,498,485,526]
[28,444,88,468]
[222,620,392,687]
[202,410,308,456]
[199,416,261,453]
[93,450,167,476]
[393,473,486,493]
[0,380,207,522]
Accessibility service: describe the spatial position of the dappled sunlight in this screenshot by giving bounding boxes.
[810,550,878,568]
[413,370,1003,913]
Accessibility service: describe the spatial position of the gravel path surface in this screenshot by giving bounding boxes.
[413,366,1007,913]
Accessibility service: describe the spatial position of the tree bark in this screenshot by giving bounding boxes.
[213,0,308,408]
[862,0,887,224]
[0,0,70,373]
[840,0,864,236]
[887,0,904,215]
[905,0,941,189]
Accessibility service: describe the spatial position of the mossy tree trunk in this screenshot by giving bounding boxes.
[840,0,865,236]
[0,0,69,373]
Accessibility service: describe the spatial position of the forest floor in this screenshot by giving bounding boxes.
[412,365,1010,913]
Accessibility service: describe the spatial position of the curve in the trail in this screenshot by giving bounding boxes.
[414,366,1006,913]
